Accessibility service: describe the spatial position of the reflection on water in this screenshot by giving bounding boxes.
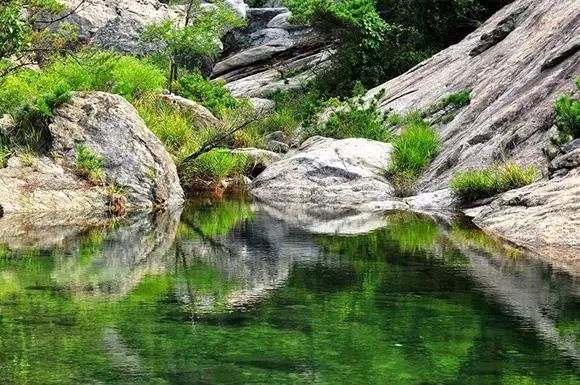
[0,199,578,385]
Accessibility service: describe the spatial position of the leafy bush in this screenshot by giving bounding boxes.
[176,73,241,117]
[387,119,439,196]
[442,90,471,109]
[75,144,104,184]
[450,163,537,203]
[554,95,580,139]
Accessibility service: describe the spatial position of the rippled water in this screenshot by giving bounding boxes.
[0,199,578,385]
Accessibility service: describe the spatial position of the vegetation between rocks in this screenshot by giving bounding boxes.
[450,163,537,203]
[387,117,440,196]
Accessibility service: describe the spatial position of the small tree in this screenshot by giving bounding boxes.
[0,0,82,78]
[142,0,245,92]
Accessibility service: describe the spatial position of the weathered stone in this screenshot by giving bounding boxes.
[365,0,580,193]
[249,98,276,116]
[562,138,580,154]
[0,114,15,136]
[158,94,224,128]
[550,148,580,171]
[49,91,184,210]
[222,0,247,19]
[250,136,406,210]
[468,169,580,262]
[231,147,281,173]
[60,0,184,53]
[0,156,110,214]
[265,130,286,143]
[267,140,289,153]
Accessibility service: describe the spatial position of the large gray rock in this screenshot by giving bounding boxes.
[0,156,109,214]
[249,136,406,210]
[365,0,580,192]
[60,0,184,53]
[49,91,184,210]
[466,169,580,262]
[213,6,330,97]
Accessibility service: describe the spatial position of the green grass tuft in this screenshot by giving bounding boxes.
[441,90,471,109]
[387,119,439,196]
[450,163,537,203]
[186,149,250,181]
[75,144,104,184]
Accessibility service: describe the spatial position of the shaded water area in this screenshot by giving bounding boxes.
[0,199,579,385]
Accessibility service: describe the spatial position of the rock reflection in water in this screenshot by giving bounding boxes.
[0,199,578,384]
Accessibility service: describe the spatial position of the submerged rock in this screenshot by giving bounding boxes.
[50,91,184,211]
[250,136,405,210]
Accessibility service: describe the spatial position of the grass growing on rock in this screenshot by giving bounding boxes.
[450,163,537,203]
[441,90,471,109]
[75,144,104,184]
[387,118,439,196]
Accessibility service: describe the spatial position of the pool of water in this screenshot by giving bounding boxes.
[0,199,578,385]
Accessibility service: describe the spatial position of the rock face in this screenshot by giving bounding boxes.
[213,7,331,97]
[250,136,406,210]
[0,156,109,215]
[60,0,184,53]
[468,168,580,263]
[49,91,184,211]
[365,0,579,192]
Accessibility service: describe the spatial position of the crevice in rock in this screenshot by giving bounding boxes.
[541,37,580,71]
[469,6,528,57]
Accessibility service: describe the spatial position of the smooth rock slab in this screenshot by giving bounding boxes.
[249,136,404,210]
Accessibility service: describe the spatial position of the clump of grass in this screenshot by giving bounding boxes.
[308,95,391,142]
[450,163,537,203]
[176,73,242,117]
[442,90,471,109]
[387,118,439,196]
[186,149,250,181]
[75,144,104,184]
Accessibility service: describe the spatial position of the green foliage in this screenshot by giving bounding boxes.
[0,51,169,151]
[308,93,391,141]
[0,0,71,76]
[450,163,537,203]
[142,1,245,84]
[110,56,166,101]
[186,149,250,180]
[387,118,439,195]
[75,144,104,184]
[442,90,471,109]
[182,199,255,237]
[554,95,580,139]
[176,73,242,116]
[284,0,509,97]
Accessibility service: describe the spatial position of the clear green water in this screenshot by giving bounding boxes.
[0,200,578,385]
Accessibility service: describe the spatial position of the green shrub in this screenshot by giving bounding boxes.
[554,95,580,139]
[111,56,166,101]
[187,149,250,180]
[387,119,439,196]
[442,90,471,109]
[75,144,104,184]
[176,73,241,117]
[450,163,537,203]
[308,95,390,141]
[134,96,212,164]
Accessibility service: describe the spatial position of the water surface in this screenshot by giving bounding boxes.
[0,200,578,384]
